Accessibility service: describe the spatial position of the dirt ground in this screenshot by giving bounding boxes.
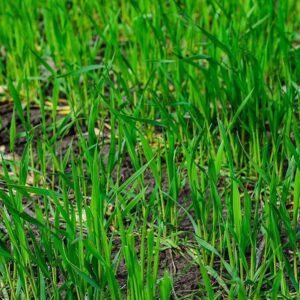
[0,101,210,298]
[1,101,299,298]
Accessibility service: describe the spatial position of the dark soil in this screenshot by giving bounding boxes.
[1,101,298,298]
[0,101,204,298]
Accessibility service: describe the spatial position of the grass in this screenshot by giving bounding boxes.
[0,0,299,299]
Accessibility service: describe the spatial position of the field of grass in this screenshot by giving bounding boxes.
[0,0,299,299]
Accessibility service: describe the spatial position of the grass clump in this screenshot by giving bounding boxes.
[0,0,299,299]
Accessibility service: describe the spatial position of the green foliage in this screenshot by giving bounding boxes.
[0,0,299,299]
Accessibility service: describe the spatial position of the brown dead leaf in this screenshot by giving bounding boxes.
[0,85,7,94]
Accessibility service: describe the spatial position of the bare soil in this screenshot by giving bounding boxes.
[0,101,206,298]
